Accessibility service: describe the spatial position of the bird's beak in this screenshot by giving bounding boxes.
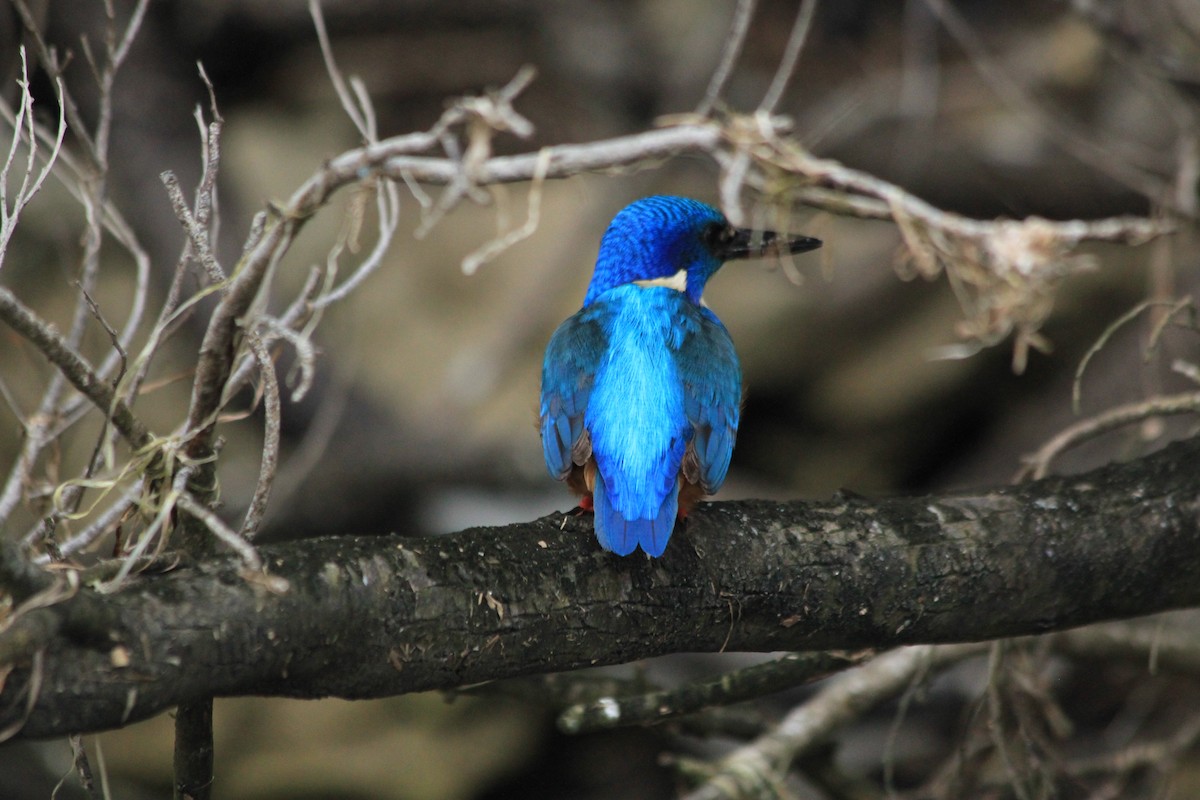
[722,228,822,260]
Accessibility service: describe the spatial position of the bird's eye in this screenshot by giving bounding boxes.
[702,222,735,252]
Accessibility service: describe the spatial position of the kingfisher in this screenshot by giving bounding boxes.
[539,196,822,557]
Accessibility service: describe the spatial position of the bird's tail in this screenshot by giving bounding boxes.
[593,475,679,557]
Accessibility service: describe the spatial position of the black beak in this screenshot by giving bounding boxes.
[719,227,823,261]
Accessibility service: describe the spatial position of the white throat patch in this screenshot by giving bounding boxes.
[633,269,689,293]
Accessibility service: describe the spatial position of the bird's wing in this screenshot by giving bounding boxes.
[678,307,741,494]
[539,305,608,480]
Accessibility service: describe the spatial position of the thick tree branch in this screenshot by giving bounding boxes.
[1,437,1198,740]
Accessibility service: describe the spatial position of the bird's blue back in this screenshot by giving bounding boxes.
[540,196,741,557]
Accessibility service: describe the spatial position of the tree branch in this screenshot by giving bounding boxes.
[683,643,988,800]
[0,437,1198,740]
[0,287,153,451]
[558,650,873,734]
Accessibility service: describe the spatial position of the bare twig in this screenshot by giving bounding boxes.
[9,0,96,157]
[695,0,759,116]
[1072,297,1195,414]
[239,336,280,542]
[182,64,541,457]
[985,642,1036,800]
[226,267,324,405]
[69,734,101,800]
[0,4,155,546]
[765,142,1171,244]
[1018,391,1200,481]
[310,0,373,140]
[0,48,66,268]
[758,0,818,114]
[175,493,260,570]
[0,102,150,407]
[559,650,872,733]
[682,644,987,799]
[92,0,152,167]
[0,50,69,528]
[749,134,1171,368]
[460,147,551,275]
[43,285,135,536]
[415,65,537,238]
[162,170,226,285]
[1077,715,1200,776]
[32,483,141,563]
[310,179,401,307]
[0,288,153,452]
[194,63,224,239]
[119,102,230,420]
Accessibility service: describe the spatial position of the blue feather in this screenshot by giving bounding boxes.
[587,285,689,518]
[593,470,679,557]
[540,305,608,478]
[677,308,740,492]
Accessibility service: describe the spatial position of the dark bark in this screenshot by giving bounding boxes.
[1,438,1199,740]
[173,697,213,800]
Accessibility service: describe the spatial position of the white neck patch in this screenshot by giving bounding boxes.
[633,269,689,293]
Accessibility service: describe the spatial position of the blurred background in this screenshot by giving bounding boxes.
[1,0,1197,797]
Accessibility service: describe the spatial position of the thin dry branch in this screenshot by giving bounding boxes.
[181,66,542,456]
[9,0,96,158]
[758,0,818,114]
[1018,391,1200,480]
[310,0,374,141]
[681,644,988,799]
[239,335,281,541]
[0,4,156,550]
[0,288,152,452]
[175,493,261,572]
[309,179,401,307]
[1072,297,1195,414]
[0,50,69,528]
[754,135,1169,368]
[1066,714,1200,779]
[0,48,66,268]
[558,650,873,734]
[32,483,140,563]
[696,0,759,116]
[162,170,225,285]
[0,113,151,419]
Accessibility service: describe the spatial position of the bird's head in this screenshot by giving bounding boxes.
[583,196,822,306]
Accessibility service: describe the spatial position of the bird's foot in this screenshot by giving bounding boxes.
[561,495,595,530]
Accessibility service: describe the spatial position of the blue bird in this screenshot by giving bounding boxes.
[540,196,822,556]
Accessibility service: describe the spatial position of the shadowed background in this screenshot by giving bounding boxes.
[0,0,1195,797]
